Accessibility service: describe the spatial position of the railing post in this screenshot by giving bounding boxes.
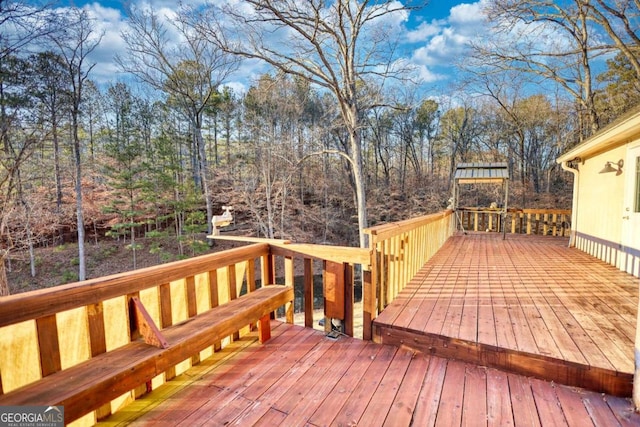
[284,256,294,324]
[363,230,377,341]
[303,258,314,329]
[363,266,375,341]
[323,260,345,323]
[344,263,354,337]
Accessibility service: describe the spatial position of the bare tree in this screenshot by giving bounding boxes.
[0,102,37,295]
[584,0,640,81]
[31,51,71,212]
[50,8,102,281]
[190,0,415,247]
[436,102,486,184]
[0,0,57,61]
[0,1,58,294]
[241,73,307,239]
[477,0,602,139]
[117,5,238,237]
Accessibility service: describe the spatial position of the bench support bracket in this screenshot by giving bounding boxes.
[130,297,169,349]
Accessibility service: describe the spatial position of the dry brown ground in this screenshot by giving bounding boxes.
[6,234,243,295]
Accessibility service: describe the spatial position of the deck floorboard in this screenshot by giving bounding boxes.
[374,233,638,396]
[99,233,640,426]
[100,322,640,427]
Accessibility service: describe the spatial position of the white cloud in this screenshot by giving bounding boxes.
[47,1,493,91]
[449,1,487,26]
[406,1,489,84]
[406,20,444,43]
[416,64,447,83]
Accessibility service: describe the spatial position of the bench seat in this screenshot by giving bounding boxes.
[0,285,293,424]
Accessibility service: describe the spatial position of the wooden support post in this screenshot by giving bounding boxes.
[283,256,294,324]
[87,302,111,419]
[247,259,256,293]
[247,259,257,331]
[227,265,240,340]
[262,254,276,287]
[258,314,272,344]
[158,283,176,380]
[185,276,199,364]
[324,260,345,320]
[208,271,222,352]
[36,315,61,377]
[344,263,354,337]
[304,258,314,329]
[363,267,375,341]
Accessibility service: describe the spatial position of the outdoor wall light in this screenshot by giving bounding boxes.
[599,159,624,175]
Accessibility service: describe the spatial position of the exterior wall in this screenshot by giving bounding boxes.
[573,142,639,277]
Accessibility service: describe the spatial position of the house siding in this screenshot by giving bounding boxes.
[572,143,640,277]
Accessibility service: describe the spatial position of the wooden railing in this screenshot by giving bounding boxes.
[0,208,570,424]
[0,243,280,426]
[363,210,456,339]
[0,240,369,425]
[456,208,572,237]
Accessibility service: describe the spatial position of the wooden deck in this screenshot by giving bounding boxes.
[374,233,639,397]
[100,321,640,426]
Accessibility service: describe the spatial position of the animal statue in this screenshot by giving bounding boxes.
[210,206,234,236]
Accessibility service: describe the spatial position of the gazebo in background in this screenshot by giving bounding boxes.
[452,162,509,237]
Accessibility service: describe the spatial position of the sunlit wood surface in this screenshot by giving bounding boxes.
[100,321,639,426]
[374,232,638,396]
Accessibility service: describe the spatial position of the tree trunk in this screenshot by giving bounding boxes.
[195,122,213,237]
[73,111,86,281]
[0,256,10,296]
[53,117,63,211]
[349,126,368,248]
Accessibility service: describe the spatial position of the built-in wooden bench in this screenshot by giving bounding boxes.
[0,284,293,425]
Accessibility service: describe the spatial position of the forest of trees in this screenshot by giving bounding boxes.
[0,0,639,295]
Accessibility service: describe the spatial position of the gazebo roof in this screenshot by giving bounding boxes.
[454,162,509,184]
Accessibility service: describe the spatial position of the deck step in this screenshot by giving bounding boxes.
[373,323,633,397]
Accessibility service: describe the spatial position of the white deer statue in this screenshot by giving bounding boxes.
[210,206,234,236]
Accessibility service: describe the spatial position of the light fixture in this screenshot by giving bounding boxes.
[599,159,624,175]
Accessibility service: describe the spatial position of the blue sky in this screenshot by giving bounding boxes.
[50,1,489,94]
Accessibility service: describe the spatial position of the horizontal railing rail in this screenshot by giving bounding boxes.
[455,208,572,237]
[213,236,370,339]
